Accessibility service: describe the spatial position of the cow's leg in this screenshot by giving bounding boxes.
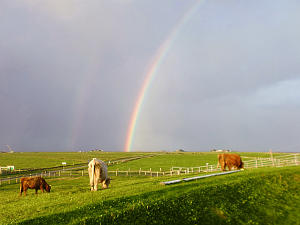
[35,188,39,194]
[94,165,101,191]
[20,184,23,196]
[94,177,99,191]
[88,165,94,191]
[221,162,226,171]
[24,188,27,196]
[101,180,105,189]
[227,163,232,171]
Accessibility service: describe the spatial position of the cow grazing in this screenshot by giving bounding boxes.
[88,158,110,191]
[217,153,244,171]
[20,176,51,196]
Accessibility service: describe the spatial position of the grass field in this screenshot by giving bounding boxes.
[0,152,155,169]
[0,152,299,224]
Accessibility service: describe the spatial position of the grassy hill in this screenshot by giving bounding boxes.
[0,152,299,224]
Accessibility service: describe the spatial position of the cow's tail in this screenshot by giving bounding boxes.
[91,158,96,188]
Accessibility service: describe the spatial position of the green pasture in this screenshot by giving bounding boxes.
[0,152,299,224]
[0,151,286,172]
[109,152,220,171]
[109,151,288,171]
[0,152,156,169]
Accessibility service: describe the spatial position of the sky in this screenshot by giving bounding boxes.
[0,0,300,152]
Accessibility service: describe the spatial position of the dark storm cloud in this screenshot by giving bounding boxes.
[1,0,299,152]
[0,0,194,151]
[133,0,300,152]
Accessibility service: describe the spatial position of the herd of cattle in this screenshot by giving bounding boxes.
[19,154,243,196]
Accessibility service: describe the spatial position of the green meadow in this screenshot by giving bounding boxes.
[0,152,299,224]
[0,152,155,169]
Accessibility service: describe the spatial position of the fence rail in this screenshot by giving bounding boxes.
[170,153,300,174]
[0,153,299,186]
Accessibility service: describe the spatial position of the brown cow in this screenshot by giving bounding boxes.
[20,176,51,196]
[217,153,244,171]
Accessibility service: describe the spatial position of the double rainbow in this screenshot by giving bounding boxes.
[124,0,206,152]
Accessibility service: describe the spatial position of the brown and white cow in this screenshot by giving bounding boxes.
[20,176,51,196]
[217,153,244,171]
[88,158,110,191]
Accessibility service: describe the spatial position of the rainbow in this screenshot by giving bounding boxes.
[70,72,96,150]
[124,0,207,152]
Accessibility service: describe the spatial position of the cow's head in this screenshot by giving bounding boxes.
[238,162,244,169]
[45,184,51,192]
[102,178,111,189]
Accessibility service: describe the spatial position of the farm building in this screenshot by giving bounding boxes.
[210,149,231,152]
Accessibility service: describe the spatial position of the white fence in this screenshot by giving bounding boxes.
[171,153,300,174]
[0,154,299,186]
[0,166,15,175]
[243,154,299,168]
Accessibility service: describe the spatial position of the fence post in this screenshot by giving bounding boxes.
[116,169,118,176]
[206,163,209,172]
[16,178,18,183]
[150,168,152,177]
[255,159,258,168]
[139,168,141,175]
[295,155,299,165]
[59,171,61,176]
[157,171,159,177]
[82,170,84,176]
[270,149,274,166]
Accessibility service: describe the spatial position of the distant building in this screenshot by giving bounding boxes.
[90,149,103,152]
[210,149,231,153]
[175,149,185,152]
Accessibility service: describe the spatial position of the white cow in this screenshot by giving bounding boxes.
[88,158,110,191]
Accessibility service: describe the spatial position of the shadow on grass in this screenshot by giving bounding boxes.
[17,168,300,225]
